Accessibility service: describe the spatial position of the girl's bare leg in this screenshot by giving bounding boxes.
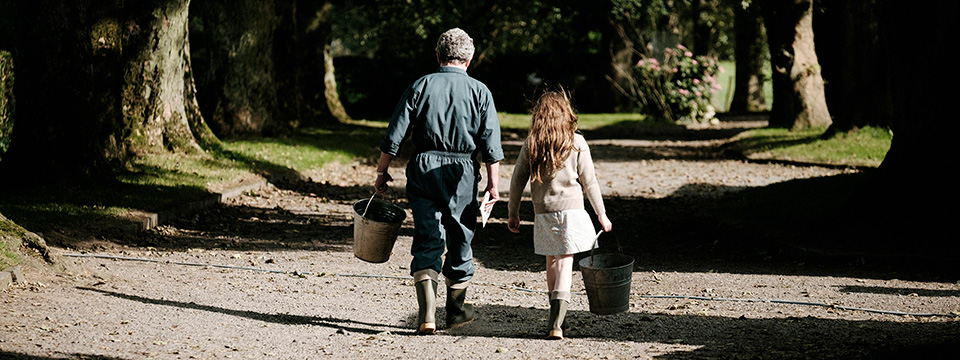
[545,255,574,292]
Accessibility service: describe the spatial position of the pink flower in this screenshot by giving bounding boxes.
[649,58,659,65]
[637,60,644,66]
[693,79,701,84]
[695,91,702,96]
[692,59,698,65]
[678,89,690,95]
[712,83,722,90]
[684,51,693,57]
[677,44,687,50]
[719,66,726,73]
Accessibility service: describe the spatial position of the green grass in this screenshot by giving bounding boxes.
[731,126,893,167]
[0,121,387,235]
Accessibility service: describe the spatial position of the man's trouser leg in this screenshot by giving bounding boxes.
[406,152,480,329]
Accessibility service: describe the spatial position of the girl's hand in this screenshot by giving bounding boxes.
[507,216,521,233]
[598,214,613,233]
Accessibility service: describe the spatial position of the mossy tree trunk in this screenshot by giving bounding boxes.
[761,0,831,130]
[0,0,217,181]
[730,3,768,114]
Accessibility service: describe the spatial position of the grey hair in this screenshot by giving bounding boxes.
[436,28,475,64]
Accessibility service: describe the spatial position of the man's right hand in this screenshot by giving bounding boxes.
[375,172,393,193]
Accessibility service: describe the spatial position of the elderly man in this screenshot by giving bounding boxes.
[374,28,503,335]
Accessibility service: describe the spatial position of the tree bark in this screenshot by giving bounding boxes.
[730,3,767,114]
[761,0,831,129]
[0,50,13,161]
[0,0,215,181]
[849,1,957,251]
[815,0,891,136]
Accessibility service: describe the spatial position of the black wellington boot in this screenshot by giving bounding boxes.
[415,279,437,335]
[445,287,476,328]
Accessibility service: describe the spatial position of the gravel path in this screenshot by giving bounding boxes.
[2,121,958,359]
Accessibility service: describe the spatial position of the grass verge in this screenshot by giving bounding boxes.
[0,121,387,244]
[729,126,892,167]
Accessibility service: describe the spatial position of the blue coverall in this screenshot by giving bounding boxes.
[379,66,503,284]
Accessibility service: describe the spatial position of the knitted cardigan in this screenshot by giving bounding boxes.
[508,134,606,217]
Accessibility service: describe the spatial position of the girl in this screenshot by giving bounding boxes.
[507,91,613,340]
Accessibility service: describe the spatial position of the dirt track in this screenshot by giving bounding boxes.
[2,120,958,359]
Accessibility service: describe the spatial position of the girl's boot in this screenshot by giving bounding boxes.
[547,291,571,339]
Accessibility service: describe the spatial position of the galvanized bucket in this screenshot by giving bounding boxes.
[353,195,406,263]
[579,235,634,315]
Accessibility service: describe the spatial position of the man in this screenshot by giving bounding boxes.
[374,28,502,335]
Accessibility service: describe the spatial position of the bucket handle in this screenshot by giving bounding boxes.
[361,192,381,218]
[588,230,603,267]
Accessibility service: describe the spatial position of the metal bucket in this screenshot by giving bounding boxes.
[353,198,406,263]
[579,253,634,315]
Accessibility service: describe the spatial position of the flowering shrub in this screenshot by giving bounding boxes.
[631,45,722,124]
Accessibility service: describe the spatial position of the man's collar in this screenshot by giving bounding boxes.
[437,66,468,74]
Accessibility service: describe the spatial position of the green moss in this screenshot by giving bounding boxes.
[90,18,121,54]
[1,215,25,269]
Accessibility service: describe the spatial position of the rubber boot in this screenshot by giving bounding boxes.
[547,291,570,339]
[415,279,437,335]
[445,287,475,328]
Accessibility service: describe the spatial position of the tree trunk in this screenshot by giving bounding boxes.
[850,2,957,252]
[0,50,13,161]
[815,0,890,136]
[123,0,209,155]
[729,3,767,114]
[605,15,639,113]
[272,0,344,126]
[692,0,720,58]
[0,0,215,181]
[761,0,831,130]
[190,0,285,137]
[318,3,350,122]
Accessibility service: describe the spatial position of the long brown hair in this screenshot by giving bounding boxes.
[526,90,579,184]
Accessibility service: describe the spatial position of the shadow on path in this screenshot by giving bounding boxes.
[449,304,959,359]
[77,287,405,335]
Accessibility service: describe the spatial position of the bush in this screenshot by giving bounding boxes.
[630,45,722,124]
